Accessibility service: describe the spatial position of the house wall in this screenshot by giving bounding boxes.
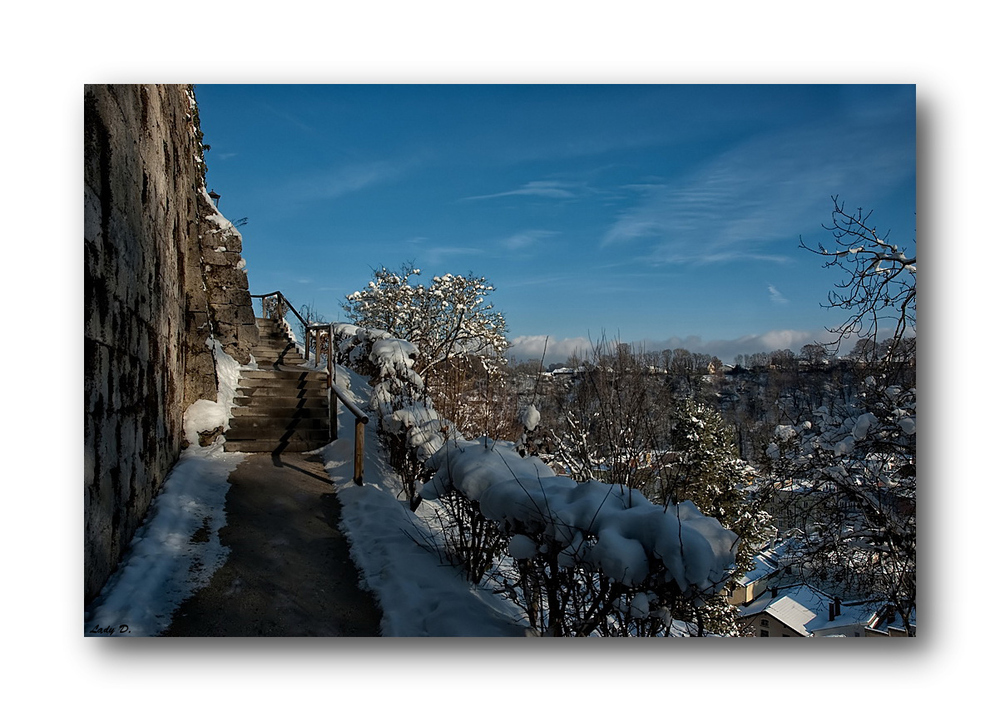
[747,613,802,637]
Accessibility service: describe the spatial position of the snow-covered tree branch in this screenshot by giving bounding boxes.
[800,196,915,360]
[342,263,509,375]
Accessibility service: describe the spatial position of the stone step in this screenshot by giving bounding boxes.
[252,360,308,367]
[224,438,328,453]
[233,395,328,409]
[226,418,330,441]
[240,369,326,381]
[250,364,313,374]
[239,376,327,389]
[253,341,300,351]
[236,386,327,399]
[229,416,330,432]
[253,346,303,355]
[253,358,307,367]
[253,349,303,355]
[231,405,330,418]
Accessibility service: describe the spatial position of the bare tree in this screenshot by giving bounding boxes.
[801,195,916,360]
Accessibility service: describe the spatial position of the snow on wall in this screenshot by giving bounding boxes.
[182,339,243,445]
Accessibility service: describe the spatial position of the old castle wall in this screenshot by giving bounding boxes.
[84,84,257,604]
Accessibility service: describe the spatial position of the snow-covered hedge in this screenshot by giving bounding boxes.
[422,438,738,594]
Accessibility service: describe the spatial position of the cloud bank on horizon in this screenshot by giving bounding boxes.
[508,328,841,366]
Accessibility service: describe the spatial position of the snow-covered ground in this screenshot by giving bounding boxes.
[84,444,243,636]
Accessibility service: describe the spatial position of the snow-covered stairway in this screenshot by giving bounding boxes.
[225,318,331,453]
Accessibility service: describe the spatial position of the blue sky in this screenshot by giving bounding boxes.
[195,84,915,363]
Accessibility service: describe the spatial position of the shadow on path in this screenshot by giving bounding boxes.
[161,453,382,637]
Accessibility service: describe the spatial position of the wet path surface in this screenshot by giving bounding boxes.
[161,452,383,637]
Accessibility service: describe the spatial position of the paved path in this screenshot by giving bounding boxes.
[161,452,383,636]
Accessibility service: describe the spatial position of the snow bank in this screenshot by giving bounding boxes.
[182,339,242,445]
[88,340,248,636]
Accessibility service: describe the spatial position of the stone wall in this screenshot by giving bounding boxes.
[84,84,257,605]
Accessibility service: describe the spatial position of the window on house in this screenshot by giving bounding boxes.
[761,619,770,627]
[760,630,770,637]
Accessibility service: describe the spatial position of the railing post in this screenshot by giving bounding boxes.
[354,417,365,485]
[327,329,337,442]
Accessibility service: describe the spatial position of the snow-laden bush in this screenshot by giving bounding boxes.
[423,438,739,635]
[341,264,518,441]
[424,438,737,591]
[332,323,461,504]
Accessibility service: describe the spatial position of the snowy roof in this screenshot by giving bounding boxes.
[740,584,880,636]
[736,554,779,586]
[765,594,819,636]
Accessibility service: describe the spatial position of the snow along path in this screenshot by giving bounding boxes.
[321,364,530,637]
[85,364,529,637]
[85,445,382,637]
[159,452,383,636]
[84,445,243,636]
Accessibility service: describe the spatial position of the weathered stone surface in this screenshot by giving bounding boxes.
[84,84,258,606]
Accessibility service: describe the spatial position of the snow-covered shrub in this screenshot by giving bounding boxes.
[423,438,739,636]
[332,323,460,505]
[342,263,508,375]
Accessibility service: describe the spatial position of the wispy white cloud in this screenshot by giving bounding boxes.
[767,284,789,304]
[415,245,488,266]
[601,120,914,266]
[297,161,403,201]
[461,180,581,202]
[257,102,319,135]
[285,156,423,203]
[499,229,560,251]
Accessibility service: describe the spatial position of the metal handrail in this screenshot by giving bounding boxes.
[250,291,308,338]
[250,294,369,485]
